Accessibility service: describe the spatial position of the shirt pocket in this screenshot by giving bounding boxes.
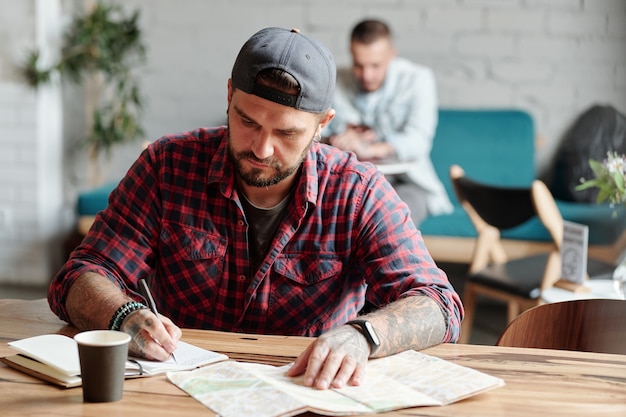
[159,223,227,313]
[272,254,343,284]
[269,254,350,335]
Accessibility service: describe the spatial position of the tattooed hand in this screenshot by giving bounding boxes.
[286,296,448,390]
[121,309,181,361]
[286,324,370,390]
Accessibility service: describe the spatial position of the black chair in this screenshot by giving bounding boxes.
[449,165,615,344]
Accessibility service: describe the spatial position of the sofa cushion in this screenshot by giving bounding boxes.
[76,182,118,216]
[422,109,537,239]
[420,208,552,241]
[550,104,626,203]
[430,109,536,204]
[421,202,624,245]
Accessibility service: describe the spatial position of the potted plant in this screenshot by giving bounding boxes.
[22,0,146,185]
[576,151,626,299]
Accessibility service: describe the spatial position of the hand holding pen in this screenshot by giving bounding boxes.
[138,279,178,363]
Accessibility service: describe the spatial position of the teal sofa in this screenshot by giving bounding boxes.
[76,109,625,264]
[421,109,625,264]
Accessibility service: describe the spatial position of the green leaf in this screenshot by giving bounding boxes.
[596,187,611,204]
[588,159,606,177]
[613,169,625,192]
[22,0,146,157]
[575,179,600,191]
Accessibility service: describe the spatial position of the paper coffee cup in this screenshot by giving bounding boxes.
[74,330,131,402]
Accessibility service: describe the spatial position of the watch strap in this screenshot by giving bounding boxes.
[346,319,380,356]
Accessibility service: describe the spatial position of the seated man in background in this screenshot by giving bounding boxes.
[324,19,452,226]
[48,27,462,391]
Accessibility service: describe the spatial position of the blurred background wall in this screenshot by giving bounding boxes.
[1,0,625,286]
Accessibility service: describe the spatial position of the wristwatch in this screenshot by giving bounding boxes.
[346,319,380,356]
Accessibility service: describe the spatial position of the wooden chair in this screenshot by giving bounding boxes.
[496,298,626,354]
[450,165,615,344]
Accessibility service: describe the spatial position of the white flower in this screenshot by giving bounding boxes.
[576,151,626,208]
[606,152,626,175]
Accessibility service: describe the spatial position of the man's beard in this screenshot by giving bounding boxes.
[227,132,313,188]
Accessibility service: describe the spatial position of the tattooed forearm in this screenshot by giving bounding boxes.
[360,296,446,358]
[66,272,133,330]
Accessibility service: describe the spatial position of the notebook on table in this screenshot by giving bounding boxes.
[1,333,228,388]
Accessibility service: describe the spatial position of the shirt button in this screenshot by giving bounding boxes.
[237,220,245,226]
[238,275,246,281]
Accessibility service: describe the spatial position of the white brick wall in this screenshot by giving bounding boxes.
[1,0,625,285]
[0,0,68,287]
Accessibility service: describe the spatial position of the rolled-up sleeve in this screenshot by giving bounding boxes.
[354,172,463,342]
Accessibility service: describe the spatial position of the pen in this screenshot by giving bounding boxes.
[138,278,177,363]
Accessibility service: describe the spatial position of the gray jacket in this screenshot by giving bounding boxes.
[325,58,453,215]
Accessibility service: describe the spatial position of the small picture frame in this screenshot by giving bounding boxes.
[560,220,589,284]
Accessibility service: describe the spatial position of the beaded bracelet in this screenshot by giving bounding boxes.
[108,301,148,331]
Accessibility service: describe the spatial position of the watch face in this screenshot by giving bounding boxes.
[363,321,380,346]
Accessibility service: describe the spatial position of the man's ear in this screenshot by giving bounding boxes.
[319,109,336,130]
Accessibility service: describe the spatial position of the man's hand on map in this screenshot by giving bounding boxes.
[286,324,370,390]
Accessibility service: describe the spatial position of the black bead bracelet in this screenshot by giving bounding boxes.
[108,301,148,331]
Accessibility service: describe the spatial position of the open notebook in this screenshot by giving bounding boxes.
[1,334,228,388]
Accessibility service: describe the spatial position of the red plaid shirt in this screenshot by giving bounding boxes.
[49,127,463,340]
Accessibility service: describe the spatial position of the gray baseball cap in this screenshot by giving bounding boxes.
[231,27,336,113]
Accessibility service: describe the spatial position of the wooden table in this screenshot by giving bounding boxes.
[355,157,414,176]
[1,299,625,416]
[542,279,623,303]
[368,158,415,176]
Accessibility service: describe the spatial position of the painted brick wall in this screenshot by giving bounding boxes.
[1,0,625,285]
[0,1,42,286]
[0,0,69,287]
